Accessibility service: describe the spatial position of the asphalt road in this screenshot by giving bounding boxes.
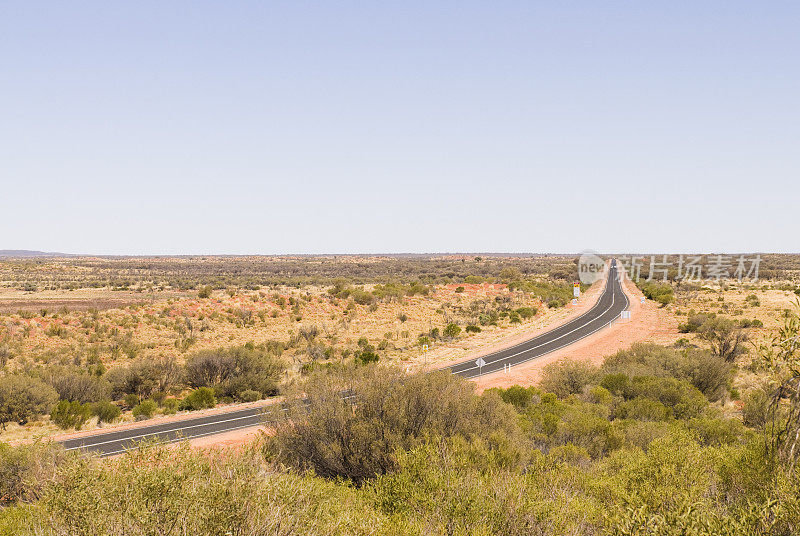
[59,404,278,456]
[60,260,629,456]
[447,259,629,378]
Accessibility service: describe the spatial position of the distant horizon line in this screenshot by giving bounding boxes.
[0,249,792,259]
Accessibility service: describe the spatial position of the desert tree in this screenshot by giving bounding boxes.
[698,317,749,362]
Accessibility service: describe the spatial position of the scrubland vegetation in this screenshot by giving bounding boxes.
[2,254,800,534]
[0,255,585,440]
[3,311,800,534]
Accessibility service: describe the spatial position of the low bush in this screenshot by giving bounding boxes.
[0,376,59,430]
[179,387,216,411]
[239,389,261,403]
[91,400,121,424]
[185,346,285,400]
[0,442,66,504]
[267,366,517,483]
[107,356,180,399]
[493,385,538,410]
[602,343,733,402]
[162,398,179,415]
[638,281,675,306]
[515,306,537,319]
[46,371,111,405]
[443,323,461,339]
[540,360,600,398]
[50,400,92,430]
[123,393,140,409]
[742,387,770,429]
[132,400,158,420]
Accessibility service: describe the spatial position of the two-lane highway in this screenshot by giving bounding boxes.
[447,259,629,378]
[60,404,275,457]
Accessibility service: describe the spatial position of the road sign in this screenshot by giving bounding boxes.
[572,298,578,305]
[621,311,631,320]
[475,357,485,367]
[573,282,580,298]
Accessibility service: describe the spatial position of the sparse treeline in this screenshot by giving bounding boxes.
[3,254,799,294]
[3,334,800,534]
[1,255,582,293]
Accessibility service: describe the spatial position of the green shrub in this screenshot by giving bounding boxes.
[132,400,158,420]
[50,400,92,430]
[443,323,461,339]
[46,371,111,404]
[742,388,770,429]
[267,366,517,483]
[240,389,261,403]
[162,398,179,415]
[185,346,285,399]
[540,360,600,398]
[27,445,393,535]
[600,373,631,395]
[555,406,623,458]
[106,356,180,399]
[0,375,59,430]
[744,294,760,307]
[351,290,374,305]
[639,281,675,306]
[515,307,537,319]
[91,400,121,424]
[0,442,65,503]
[698,317,749,362]
[495,385,537,410]
[354,351,379,365]
[679,313,711,333]
[602,343,733,402]
[465,325,481,333]
[123,393,140,409]
[478,312,498,325]
[626,376,707,420]
[687,414,747,446]
[617,397,670,421]
[179,387,216,411]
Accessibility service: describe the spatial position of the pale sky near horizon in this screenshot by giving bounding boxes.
[2,2,798,255]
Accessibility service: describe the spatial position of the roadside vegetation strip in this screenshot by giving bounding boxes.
[61,393,357,456]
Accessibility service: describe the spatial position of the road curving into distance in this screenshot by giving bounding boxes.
[60,260,629,456]
[446,258,629,379]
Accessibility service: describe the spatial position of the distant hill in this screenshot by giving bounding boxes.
[0,250,71,258]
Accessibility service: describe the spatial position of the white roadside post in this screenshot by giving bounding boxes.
[476,357,486,377]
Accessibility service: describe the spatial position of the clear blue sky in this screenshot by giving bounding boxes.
[2,2,798,255]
